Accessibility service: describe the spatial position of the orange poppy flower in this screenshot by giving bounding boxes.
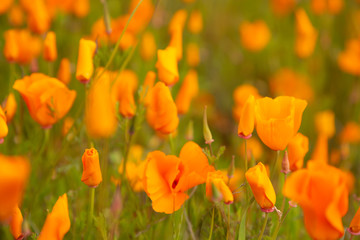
[188,10,203,34]
[38,194,70,240]
[3,93,17,123]
[237,95,255,139]
[168,27,183,61]
[145,82,179,135]
[206,170,234,204]
[139,71,156,103]
[254,96,307,151]
[239,20,271,52]
[156,47,179,86]
[283,161,349,240]
[338,39,360,76]
[175,70,199,115]
[315,110,335,138]
[43,31,57,62]
[26,0,51,34]
[245,162,276,210]
[111,70,138,118]
[81,148,102,188]
[168,9,187,34]
[186,43,200,67]
[311,0,343,15]
[287,133,309,171]
[9,207,23,239]
[311,134,329,164]
[140,31,156,61]
[349,207,360,235]
[0,0,12,14]
[143,141,214,213]
[13,73,76,128]
[85,69,117,139]
[3,29,42,64]
[57,58,71,85]
[8,5,24,26]
[233,84,261,121]
[72,0,90,18]
[0,154,30,222]
[0,107,9,143]
[270,0,295,16]
[76,38,97,84]
[339,121,360,144]
[295,9,318,58]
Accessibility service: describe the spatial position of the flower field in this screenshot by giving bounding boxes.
[1,0,360,239]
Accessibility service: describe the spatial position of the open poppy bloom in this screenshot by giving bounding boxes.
[254,96,307,151]
[13,73,76,128]
[283,161,349,239]
[38,193,71,240]
[143,141,214,214]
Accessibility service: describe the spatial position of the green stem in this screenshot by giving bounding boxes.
[88,187,95,225]
[258,213,269,240]
[227,204,231,240]
[271,206,292,240]
[169,133,175,155]
[270,150,280,181]
[208,208,215,240]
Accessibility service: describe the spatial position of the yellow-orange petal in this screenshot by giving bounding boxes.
[76,38,97,83]
[43,31,57,62]
[238,95,255,138]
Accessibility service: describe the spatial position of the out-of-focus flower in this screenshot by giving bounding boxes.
[57,58,71,85]
[9,207,23,239]
[25,0,51,34]
[0,107,8,144]
[239,20,271,52]
[0,155,30,222]
[240,137,263,161]
[43,31,57,62]
[349,207,360,235]
[81,148,102,188]
[72,0,89,18]
[155,47,179,86]
[245,162,276,210]
[269,68,314,101]
[283,161,349,240]
[85,69,117,139]
[311,134,329,164]
[111,70,138,118]
[0,0,13,14]
[233,84,261,121]
[2,93,17,123]
[188,10,203,34]
[62,117,74,136]
[3,29,42,64]
[295,9,318,58]
[238,95,255,139]
[38,194,70,240]
[145,82,179,134]
[168,27,183,61]
[338,39,360,76]
[339,121,360,144]
[311,0,343,15]
[186,43,200,67]
[287,133,309,171]
[8,5,24,26]
[140,31,156,61]
[13,73,76,128]
[255,96,307,151]
[143,141,214,213]
[206,171,234,204]
[315,110,335,138]
[139,71,156,103]
[175,70,199,115]
[168,9,187,33]
[76,38,97,84]
[270,0,295,16]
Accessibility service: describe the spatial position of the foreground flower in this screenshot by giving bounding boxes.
[255,96,307,150]
[9,207,23,239]
[143,141,214,213]
[155,47,179,86]
[76,38,97,83]
[295,9,318,58]
[0,154,30,222]
[81,148,102,188]
[145,82,179,135]
[38,194,70,240]
[175,70,199,115]
[349,207,360,235]
[237,95,255,139]
[287,133,309,171]
[283,161,348,239]
[206,171,234,204]
[0,107,8,143]
[239,20,271,52]
[13,73,76,128]
[245,162,276,210]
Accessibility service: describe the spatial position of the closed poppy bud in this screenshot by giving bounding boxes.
[295,9,318,58]
[168,27,183,61]
[0,106,9,143]
[206,171,234,204]
[38,194,70,240]
[245,162,276,210]
[0,155,30,222]
[175,70,199,115]
[315,110,335,138]
[140,31,156,61]
[233,84,261,121]
[43,31,57,62]
[13,73,76,128]
[155,47,179,86]
[349,207,360,235]
[287,133,309,171]
[57,58,71,85]
[27,0,50,34]
[9,207,23,239]
[72,0,90,18]
[239,20,271,52]
[85,69,117,139]
[255,96,307,151]
[81,148,102,188]
[188,10,203,34]
[8,5,24,27]
[270,0,295,16]
[338,39,360,76]
[76,38,97,84]
[168,9,187,33]
[238,95,255,139]
[145,82,179,134]
[139,71,156,103]
[186,43,200,67]
[2,93,17,123]
[339,121,360,144]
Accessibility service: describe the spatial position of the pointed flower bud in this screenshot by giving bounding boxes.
[281,150,291,175]
[203,106,214,144]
